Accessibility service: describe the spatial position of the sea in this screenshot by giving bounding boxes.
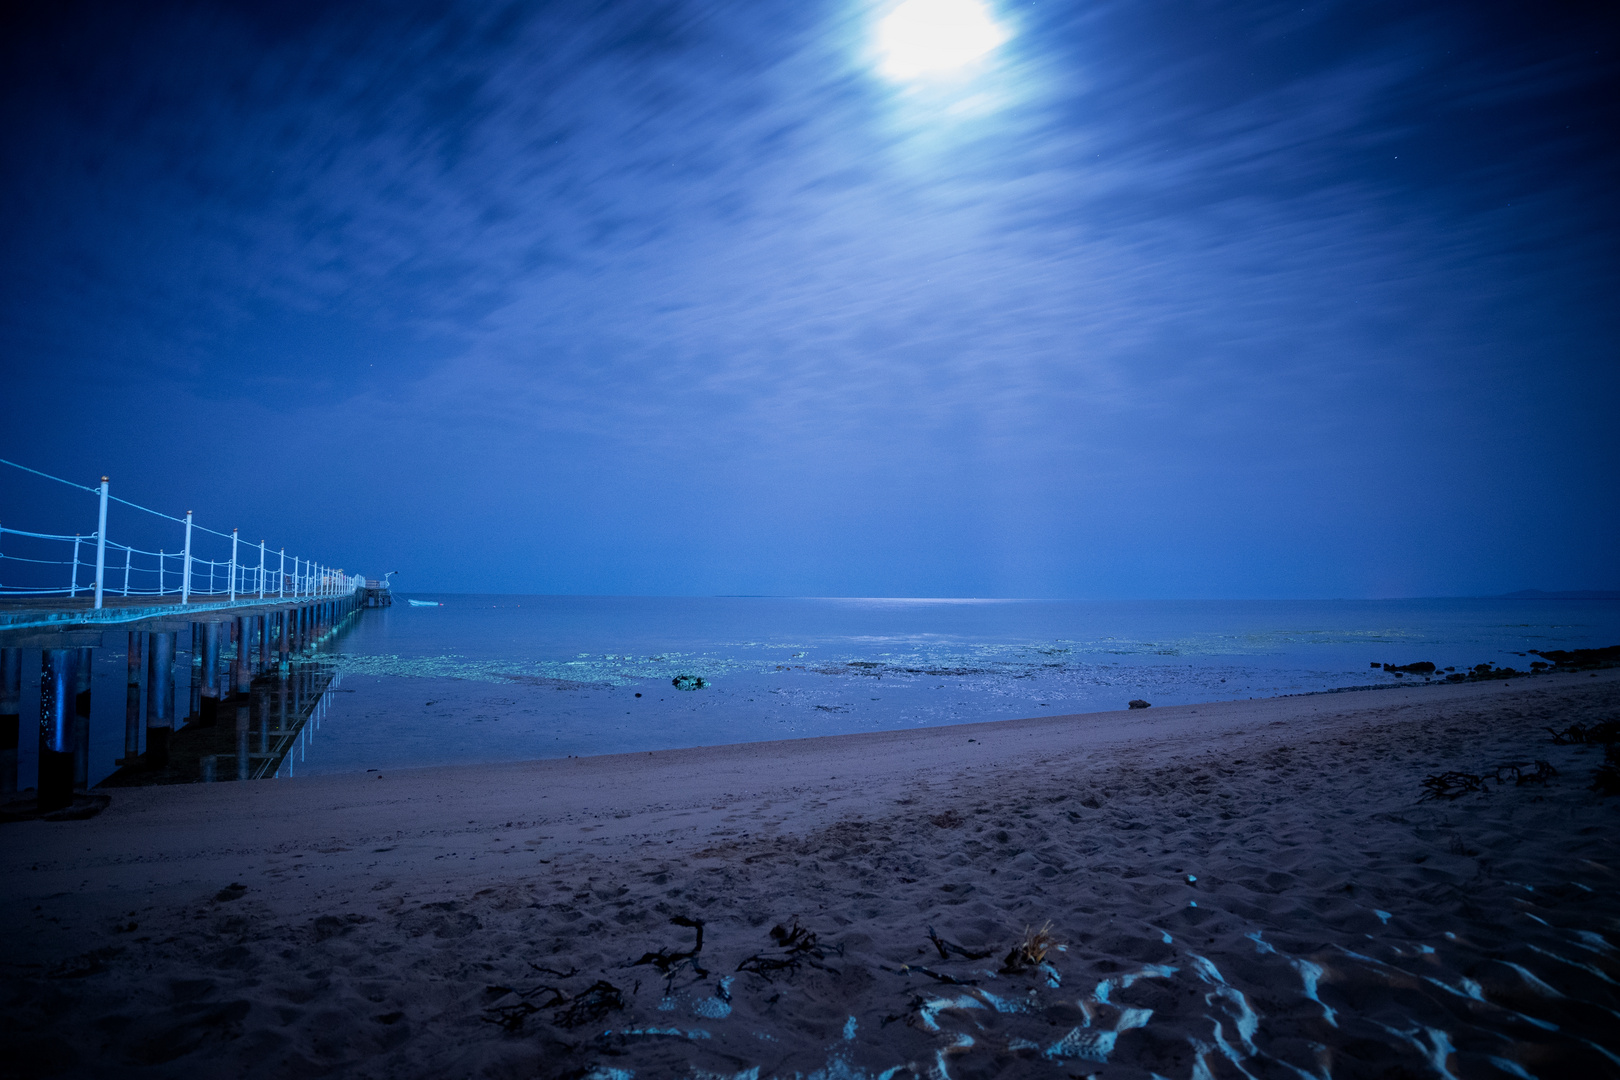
[25,594,1620,787]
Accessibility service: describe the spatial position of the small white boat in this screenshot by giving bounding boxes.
[407,599,442,607]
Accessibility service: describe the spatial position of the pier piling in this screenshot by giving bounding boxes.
[146,631,175,767]
[235,696,250,781]
[38,649,76,811]
[200,621,222,726]
[233,616,251,699]
[1,649,19,794]
[188,624,202,723]
[73,647,92,790]
[124,632,143,764]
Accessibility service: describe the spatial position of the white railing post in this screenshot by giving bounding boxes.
[181,511,193,604]
[278,548,285,598]
[229,528,238,602]
[258,540,266,599]
[158,550,165,595]
[93,477,108,609]
[122,545,131,596]
[70,534,81,597]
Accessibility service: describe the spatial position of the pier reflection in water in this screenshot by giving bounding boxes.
[99,624,352,787]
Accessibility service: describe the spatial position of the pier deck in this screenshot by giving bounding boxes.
[0,594,336,647]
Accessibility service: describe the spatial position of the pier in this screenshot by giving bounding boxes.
[0,458,386,815]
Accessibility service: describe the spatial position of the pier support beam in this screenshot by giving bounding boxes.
[38,649,76,811]
[1,649,19,795]
[200,622,222,727]
[146,632,175,767]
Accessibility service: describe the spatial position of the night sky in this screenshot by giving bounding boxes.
[1,0,1615,598]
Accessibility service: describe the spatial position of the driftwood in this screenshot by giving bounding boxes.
[895,963,978,985]
[928,925,990,961]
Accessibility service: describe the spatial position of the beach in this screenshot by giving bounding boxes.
[3,671,1617,1078]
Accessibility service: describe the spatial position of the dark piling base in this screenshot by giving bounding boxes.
[145,726,170,769]
[36,749,75,812]
[0,791,111,823]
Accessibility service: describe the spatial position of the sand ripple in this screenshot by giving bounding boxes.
[3,678,1619,1078]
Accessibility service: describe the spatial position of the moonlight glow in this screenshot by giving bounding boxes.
[877,0,1008,80]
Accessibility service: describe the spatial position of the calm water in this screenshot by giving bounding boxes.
[294,595,1618,776]
[21,595,1618,787]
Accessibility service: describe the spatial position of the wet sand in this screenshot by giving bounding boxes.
[3,672,1618,1078]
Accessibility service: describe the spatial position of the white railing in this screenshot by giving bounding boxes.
[0,457,366,608]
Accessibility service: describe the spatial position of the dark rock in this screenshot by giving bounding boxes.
[672,674,707,691]
[1531,645,1620,669]
[1128,699,1151,710]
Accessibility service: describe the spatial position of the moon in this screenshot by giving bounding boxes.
[877,0,1009,80]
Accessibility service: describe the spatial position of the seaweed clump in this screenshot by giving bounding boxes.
[1592,746,1620,796]
[1419,761,1556,802]
[1001,922,1057,974]
[737,918,838,980]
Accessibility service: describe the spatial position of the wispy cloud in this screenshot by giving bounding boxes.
[1,0,1614,594]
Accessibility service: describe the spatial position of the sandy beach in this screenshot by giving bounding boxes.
[3,671,1618,1079]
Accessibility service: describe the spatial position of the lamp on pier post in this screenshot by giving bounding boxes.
[181,511,193,604]
[93,477,108,610]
